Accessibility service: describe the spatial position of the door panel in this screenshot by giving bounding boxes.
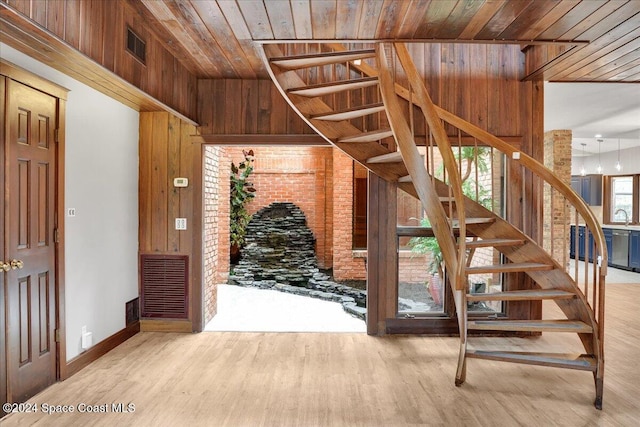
[5,79,57,402]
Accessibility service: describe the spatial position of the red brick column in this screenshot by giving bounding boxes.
[203,146,230,323]
[332,150,366,281]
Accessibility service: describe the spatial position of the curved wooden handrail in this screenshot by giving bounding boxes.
[434,105,608,276]
[434,103,607,363]
[375,45,460,287]
[393,43,468,291]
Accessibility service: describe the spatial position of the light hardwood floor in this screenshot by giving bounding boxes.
[3,282,639,426]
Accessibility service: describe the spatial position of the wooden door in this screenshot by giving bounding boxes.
[4,79,57,402]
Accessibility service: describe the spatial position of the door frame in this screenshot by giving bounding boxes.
[1,60,68,408]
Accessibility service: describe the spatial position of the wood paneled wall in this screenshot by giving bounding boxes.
[139,112,201,331]
[399,43,526,138]
[1,0,197,120]
[197,79,314,137]
[197,44,530,143]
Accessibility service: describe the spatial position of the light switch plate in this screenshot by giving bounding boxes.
[175,218,187,230]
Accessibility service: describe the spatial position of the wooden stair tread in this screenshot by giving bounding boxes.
[270,49,375,70]
[439,196,456,202]
[463,238,525,248]
[368,151,403,164]
[466,289,576,302]
[467,351,597,371]
[466,262,553,274]
[452,218,495,227]
[288,77,378,97]
[338,128,393,143]
[311,103,384,121]
[468,319,593,333]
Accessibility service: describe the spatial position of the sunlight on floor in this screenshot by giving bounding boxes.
[204,284,366,333]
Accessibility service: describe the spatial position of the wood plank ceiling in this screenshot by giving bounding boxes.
[133,0,640,82]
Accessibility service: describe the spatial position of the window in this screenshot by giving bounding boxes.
[611,176,633,222]
[352,163,369,249]
[397,146,506,317]
[604,174,639,225]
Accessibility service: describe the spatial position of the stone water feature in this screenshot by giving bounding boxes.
[228,202,366,319]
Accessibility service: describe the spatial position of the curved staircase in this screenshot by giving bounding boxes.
[262,42,606,409]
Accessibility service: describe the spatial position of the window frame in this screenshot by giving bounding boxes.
[603,174,639,225]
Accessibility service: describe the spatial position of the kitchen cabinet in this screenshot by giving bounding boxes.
[571,174,602,205]
[630,231,640,270]
[570,225,589,261]
[603,228,613,265]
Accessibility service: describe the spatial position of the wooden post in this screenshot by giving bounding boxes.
[366,173,398,336]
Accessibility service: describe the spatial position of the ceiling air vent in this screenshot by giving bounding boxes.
[126,27,146,64]
[140,254,188,319]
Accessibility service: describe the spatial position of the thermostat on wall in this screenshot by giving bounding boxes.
[173,177,189,187]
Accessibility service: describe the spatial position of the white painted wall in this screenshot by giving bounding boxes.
[572,147,640,176]
[1,43,139,360]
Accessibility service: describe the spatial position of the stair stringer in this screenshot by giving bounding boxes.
[261,44,410,184]
[431,179,601,359]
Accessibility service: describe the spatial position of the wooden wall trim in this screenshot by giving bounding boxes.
[0,74,6,417]
[194,134,330,145]
[64,321,140,379]
[139,319,192,333]
[0,60,68,99]
[56,98,68,381]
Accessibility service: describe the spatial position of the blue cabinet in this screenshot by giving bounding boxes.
[630,231,640,270]
[570,225,587,261]
[571,175,602,205]
[603,228,613,265]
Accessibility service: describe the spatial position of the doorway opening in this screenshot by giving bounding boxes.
[201,145,366,333]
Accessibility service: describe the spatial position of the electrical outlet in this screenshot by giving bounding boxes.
[175,218,187,230]
[68,208,76,217]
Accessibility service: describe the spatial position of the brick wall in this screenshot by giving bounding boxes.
[227,146,333,268]
[332,150,367,280]
[203,146,230,323]
[398,252,429,283]
[544,130,572,265]
[222,146,438,283]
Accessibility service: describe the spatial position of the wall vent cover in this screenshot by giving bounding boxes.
[140,255,188,319]
[126,27,146,64]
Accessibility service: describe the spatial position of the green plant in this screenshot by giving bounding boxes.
[408,217,443,276]
[409,147,493,275]
[230,149,256,249]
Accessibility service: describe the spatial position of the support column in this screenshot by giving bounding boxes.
[366,173,398,336]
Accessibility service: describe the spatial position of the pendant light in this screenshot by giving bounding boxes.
[580,143,586,176]
[596,139,603,174]
[615,138,622,172]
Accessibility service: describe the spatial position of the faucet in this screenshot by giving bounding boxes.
[614,208,630,226]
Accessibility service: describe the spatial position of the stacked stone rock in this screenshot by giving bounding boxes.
[229,202,366,319]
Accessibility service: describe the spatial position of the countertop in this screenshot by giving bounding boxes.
[573,224,640,231]
[603,225,640,231]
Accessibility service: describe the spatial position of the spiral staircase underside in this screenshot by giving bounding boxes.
[262,42,605,409]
